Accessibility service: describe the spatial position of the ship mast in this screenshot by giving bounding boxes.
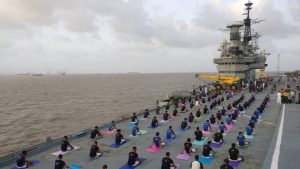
[243,0,253,48]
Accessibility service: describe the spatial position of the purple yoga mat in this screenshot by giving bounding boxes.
[229,160,240,167]
[211,142,223,148]
[11,160,41,169]
[176,153,191,160]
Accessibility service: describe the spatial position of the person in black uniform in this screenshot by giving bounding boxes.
[180,118,190,130]
[220,159,233,169]
[213,132,223,143]
[183,138,193,156]
[54,154,70,169]
[115,129,126,144]
[61,136,74,152]
[89,141,102,158]
[128,146,140,167]
[16,150,32,168]
[161,152,177,169]
[194,127,203,141]
[102,165,108,169]
[202,141,216,157]
[228,143,243,161]
[90,126,102,140]
[173,108,178,117]
[151,116,159,128]
[203,105,209,114]
[163,111,170,121]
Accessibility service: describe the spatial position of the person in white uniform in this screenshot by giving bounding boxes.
[277,92,282,104]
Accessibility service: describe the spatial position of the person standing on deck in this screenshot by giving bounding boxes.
[277,91,282,104]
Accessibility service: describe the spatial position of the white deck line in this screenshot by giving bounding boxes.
[270,104,286,169]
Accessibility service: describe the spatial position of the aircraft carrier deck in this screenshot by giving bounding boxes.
[1,76,299,169]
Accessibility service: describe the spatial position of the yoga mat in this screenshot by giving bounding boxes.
[128,122,137,127]
[229,160,240,167]
[140,118,149,121]
[165,137,174,143]
[50,146,80,156]
[244,134,254,139]
[147,124,162,129]
[225,124,234,129]
[175,152,191,160]
[159,119,168,123]
[110,139,129,148]
[211,141,223,148]
[103,131,114,135]
[192,137,208,146]
[199,156,214,165]
[70,163,82,169]
[11,160,41,169]
[195,116,203,121]
[202,130,211,136]
[177,127,189,132]
[119,158,146,169]
[129,130,148,137]
[146,145,160,153]
[211,124,218,128]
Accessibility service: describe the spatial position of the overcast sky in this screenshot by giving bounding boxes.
[0,0,299,74]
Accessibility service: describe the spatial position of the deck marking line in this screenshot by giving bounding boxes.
[271,104,286,169]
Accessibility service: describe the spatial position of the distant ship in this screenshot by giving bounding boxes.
[31,74,44,76]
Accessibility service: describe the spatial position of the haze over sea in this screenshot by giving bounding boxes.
[0,73,202,156]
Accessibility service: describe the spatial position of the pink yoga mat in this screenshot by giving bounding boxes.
[103,131,114,135]
[146,145,160,153]
[202,130,211,135]
[50,146,80,156]
[225,124,234,129]
[176,153,191,160]
[159,119,168,123]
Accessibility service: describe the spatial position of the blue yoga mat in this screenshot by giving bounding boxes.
[11,160,41,169]
[199,156,214,165]
[70,163,82,169]
[110,139,129,148]
[192,137,208,146]
[128,122,138,127]
[119,158,146,169]
[147,124,162,129]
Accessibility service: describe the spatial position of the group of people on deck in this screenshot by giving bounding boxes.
[15,82,271,169]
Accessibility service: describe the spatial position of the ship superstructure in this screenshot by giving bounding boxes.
[214,0,268,80]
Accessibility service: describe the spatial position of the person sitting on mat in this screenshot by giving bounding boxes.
[161,152,177,169]
[220,159,233,169]
[210,114,216,125]
[216,111,222,123]
[16,150,33,168]
[143,109,150,119]
[102,165,108,169]
[166,126,176,139]
[227,104,232,111]
[89,141,102,158]
[195,127,203,141]
[61,136,74,152]
[156,106,161,115]
[203,105,209,115]
[245,124,254,136]
[202,141,216,158]
[131,112,138,123]
[151,116,159,128]
[180,118,190,130]
[248,119,256,130]
[132,123,142,136]
[54,154,70,169]
[237,132,249,147]
[231,112,238,123]
[195,109,201,118]
[90,126,102,140]
[221,107,226,116]
[182,138,195,156]
[226,115,233,126]
[188,112,195,123]
[212,131,223,144]
[163,111,170,121]
[153,132,165,148]
[115,129,126,144]
[173,108,178,117]
[228,143,244,162]
[218,122,227,134]
[191,155,204,169]
[108,121,117,131]
[203,120,212,131]
[127,146,140,167]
